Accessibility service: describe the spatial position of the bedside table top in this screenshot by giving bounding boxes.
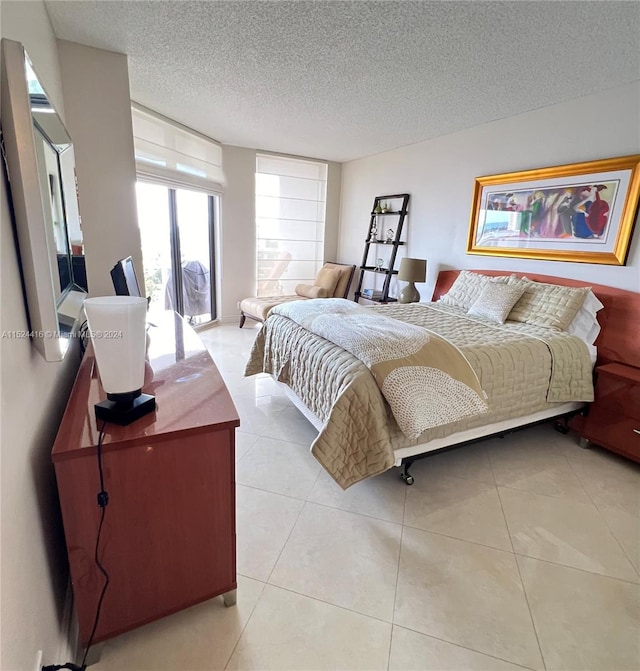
[596,362,640,384]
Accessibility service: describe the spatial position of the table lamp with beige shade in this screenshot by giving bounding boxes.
[397,257,426,303]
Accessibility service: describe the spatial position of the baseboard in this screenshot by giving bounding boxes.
[217,315,241,324]
[57,579,78,663]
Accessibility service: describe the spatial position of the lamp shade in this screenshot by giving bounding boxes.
[397,257,426,283]
[84,296,148,396]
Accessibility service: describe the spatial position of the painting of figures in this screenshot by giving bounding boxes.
[467,155,640,265]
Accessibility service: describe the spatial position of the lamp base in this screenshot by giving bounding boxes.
[398,282,421,304]
[95,394,156,426]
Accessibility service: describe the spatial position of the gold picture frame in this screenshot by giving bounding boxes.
[467,154,640,265]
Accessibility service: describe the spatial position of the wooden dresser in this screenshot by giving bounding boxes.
[52,313,240,647]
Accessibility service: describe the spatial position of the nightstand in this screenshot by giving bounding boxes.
[576,362,640,463]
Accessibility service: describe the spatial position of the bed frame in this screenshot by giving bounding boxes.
[281,269,640,484]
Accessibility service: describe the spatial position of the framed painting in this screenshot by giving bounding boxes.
[467,154,640,265]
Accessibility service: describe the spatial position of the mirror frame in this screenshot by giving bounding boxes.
[1,38,86,361]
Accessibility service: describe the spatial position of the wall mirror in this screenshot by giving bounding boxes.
[1,38,87,362]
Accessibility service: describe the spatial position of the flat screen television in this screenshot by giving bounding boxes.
[110,256,142,297]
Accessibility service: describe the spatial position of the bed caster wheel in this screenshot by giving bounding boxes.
[554,420,569,434]
[401,474,414,486]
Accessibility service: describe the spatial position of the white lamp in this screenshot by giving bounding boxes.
[397,258,426,303]
[83,296,155,425]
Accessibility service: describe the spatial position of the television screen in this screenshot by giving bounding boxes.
[111,256,142,297]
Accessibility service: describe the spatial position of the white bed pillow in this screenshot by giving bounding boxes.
[467,282,526,324]
[565,290,604,345]
[438,271,511,310]
[506,278,590,330]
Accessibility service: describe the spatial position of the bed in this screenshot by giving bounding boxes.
[245,269,638,488]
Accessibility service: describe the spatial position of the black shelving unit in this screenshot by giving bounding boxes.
[353,193,410,304]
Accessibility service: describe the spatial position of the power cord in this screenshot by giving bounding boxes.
[43,421,110,671]
[80,420,110,668]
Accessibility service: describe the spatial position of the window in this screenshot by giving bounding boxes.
[132,105,224,192]
[136,182,217,326]
[255,155,328,297]
[132,105,222,325]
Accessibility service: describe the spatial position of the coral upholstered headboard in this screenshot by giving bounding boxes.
[432,270,640,369]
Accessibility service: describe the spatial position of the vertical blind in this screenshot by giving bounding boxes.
[255,154,328,297]
[131,105,224,193]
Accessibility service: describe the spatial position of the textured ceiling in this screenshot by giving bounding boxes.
[44,0,640,163]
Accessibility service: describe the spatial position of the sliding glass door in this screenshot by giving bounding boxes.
[136,181,217,325]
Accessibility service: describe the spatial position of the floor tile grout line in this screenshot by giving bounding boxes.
[222,579,268,671]
[560,447,640,579]
[236,481,308,504]
[401,520,514,555]
[305,467,323,503]
[386,625,396,671]
[511,551,640,586]
[239,480,406,526]
[237,427,317,447]
[493,455,548,671]
[264,499,309,585]
[251,580,396,627]
[388,522,406,671]
[488,437,637,570]
[302,497,405,527]
[512,548,548,671]
[495,480,592,503]
[390,623,538,671]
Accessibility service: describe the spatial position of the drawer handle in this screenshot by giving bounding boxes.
[635,429,640,435]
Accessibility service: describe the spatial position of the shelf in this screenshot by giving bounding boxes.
[354,292,398,304]
[355,193,410,306]
[360,266,399,275]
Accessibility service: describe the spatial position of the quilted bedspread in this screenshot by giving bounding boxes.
[245,301,594,489]
[270,299,488,440]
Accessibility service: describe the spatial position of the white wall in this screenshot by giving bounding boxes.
[339,83,640,298]
[219,145,256,320]
[1,3,80,669]
[57,40,142,297]
[219,146,342,321]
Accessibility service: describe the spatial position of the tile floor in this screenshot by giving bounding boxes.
[93,322,640,671]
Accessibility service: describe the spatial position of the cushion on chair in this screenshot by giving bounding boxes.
[314,267,342,295]
[321,262,355,298]
[240,295,304,322]
[295,284,331,299]
[240,262,355,324]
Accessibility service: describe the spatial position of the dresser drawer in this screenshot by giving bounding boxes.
[582,415,640,461]
[592,371,640,422]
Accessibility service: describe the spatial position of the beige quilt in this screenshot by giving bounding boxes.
[270,299,488,440]
[246,301,594,489]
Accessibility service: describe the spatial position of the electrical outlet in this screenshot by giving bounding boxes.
[33,650,43,671]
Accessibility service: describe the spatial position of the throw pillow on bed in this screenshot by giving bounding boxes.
[439,270,512,310]
[507,278,590,330]
[467,282,526,324]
